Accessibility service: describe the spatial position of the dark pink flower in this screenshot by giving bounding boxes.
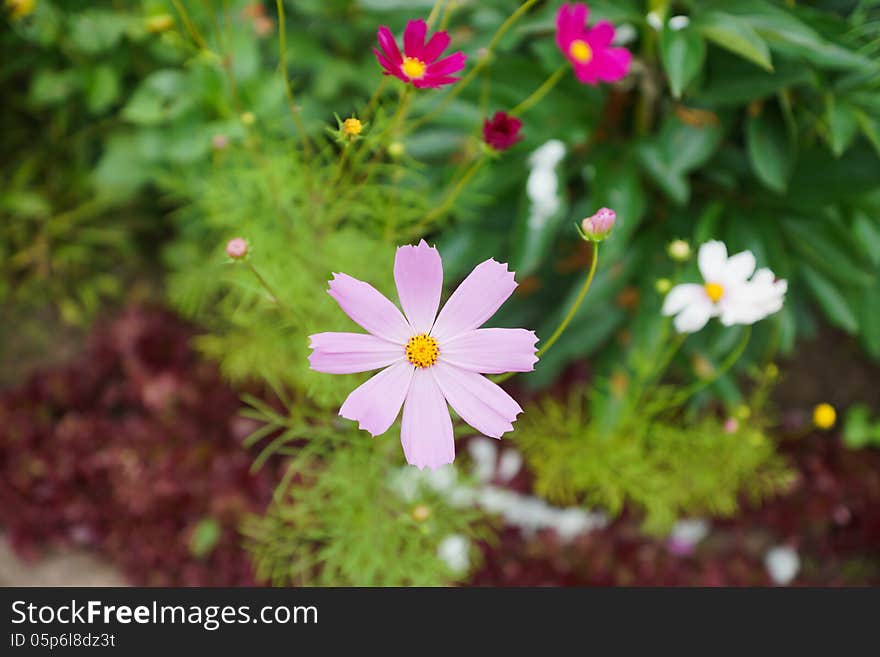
[483,111,524,151]
[556,3,631,85]
[373,19,466,89]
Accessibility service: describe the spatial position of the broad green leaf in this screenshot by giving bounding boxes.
[800,265,859,334]
[637,143,689,205]
[695,11,773,72]
[783,219,874,287]
[853,212,880,267]
[659,24,706,99]
[855,110,880,158]
[68,10,131,54]
[859,284,880,358]
[826,98,859,157]
[29,69,77,106]
[84,64,121,115]
[121,69,195,125]
[746,105,793,192]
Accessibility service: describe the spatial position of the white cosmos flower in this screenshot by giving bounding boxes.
[662,241,787,333]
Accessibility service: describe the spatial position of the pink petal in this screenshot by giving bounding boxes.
[401,369,455,470]
[573,62,599,85]
[440,328,538,374]
[413,75,460,89]
[403,19,427,59]
[340,360,414,436]
[431,259,517,342]
[373,48,407,81]
[327,273,412,344]
[308,332,403,374]
[556,3,588,52]
[594,47,632,82]
[377,25,403,65]
[431,363,522,439]
[421,30,450,63]
[587,20,615,49]
[394,239,443,335]
[425,51,466,77]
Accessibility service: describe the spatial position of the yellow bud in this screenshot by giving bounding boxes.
[411,505,431,522]
[146,14,175,33]
[342,117,362,137]
[6,0,35,20]
[813,403,836,430]
[240,111,256,126]
[667,239,692,262]
[388,142,405,158]
[765,363,779,380]
[655,278,672,294]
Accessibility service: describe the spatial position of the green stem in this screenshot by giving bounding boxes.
[247,262,284,309]
[276,0,312,159]
[493,241,600,385]
[669,325,752,408]
[409,156,486,238]
[510,65,567,116]
[407,0,541,132]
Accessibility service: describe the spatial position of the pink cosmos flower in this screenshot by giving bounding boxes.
[556,3,631,85]
[373,19,467,89]
[309,241,538,470]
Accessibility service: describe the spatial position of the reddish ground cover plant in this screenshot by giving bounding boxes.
[0,307,280,586]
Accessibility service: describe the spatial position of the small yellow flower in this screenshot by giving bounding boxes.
[6,0,35,19]
[342,117,363,137]
[411,505,431,522]
[240,111,256,126]
[667,239,692,262]
[813,403,836,430]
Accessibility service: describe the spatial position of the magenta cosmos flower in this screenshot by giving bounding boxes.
[374,19,466,89]
[309,241,538,470]
[483,111,524,151]
[556,3,631,85]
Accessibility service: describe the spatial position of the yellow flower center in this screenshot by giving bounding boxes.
[342,117,362,136]
[401,56,427,80]
[704,282,724,303]
[405,334,439,368]
[569,39,593,64]
[813,403,836,430]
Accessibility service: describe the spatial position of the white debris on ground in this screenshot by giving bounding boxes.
[765,546,801,585]
[392,437,607,546]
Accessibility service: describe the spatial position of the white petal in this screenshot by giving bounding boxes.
[673,298,714,333]
[722,250,757,284]
[662,284,705,316]
[697,240,728,283]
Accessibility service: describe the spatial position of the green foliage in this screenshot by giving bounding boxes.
[515,377,793,534]
[843,404,880,449]
[240,395,490,586]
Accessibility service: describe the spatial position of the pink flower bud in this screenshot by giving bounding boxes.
[225,237,248,259]
[580,207,616,241]
[212,133,229,150]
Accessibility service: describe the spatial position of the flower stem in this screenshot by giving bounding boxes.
[409,156,486,238]
[247,262,284,309]
[407,0,541,132]
[668,325,752,408]
[493,241,600,385]
[510,65,567,116]
[276,0,312,159]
